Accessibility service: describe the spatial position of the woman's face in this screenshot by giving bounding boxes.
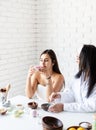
[39,54,53,70]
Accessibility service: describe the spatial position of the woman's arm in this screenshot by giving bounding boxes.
[25,75,37,98]
[64,91,96,112]
[53,74,65,92]
[64,98,96,112]
[46,74,64,102]
[49,92,96,113]
[25,66,38,98]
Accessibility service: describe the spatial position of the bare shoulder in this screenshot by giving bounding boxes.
[53,73,64,81]
[56,73,65,85]
[58,74,64,81]
[52,73,65,91]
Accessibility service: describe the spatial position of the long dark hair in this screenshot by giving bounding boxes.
[40,49,62,74]
[75,44,96,97]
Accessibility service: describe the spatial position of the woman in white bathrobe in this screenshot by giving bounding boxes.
[49,44,96,112]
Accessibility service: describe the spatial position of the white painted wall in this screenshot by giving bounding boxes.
[0,0,96,98]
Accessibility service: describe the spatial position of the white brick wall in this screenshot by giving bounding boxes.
[0,0,38,97]
[35,0,96,86]
[0,0,96,98]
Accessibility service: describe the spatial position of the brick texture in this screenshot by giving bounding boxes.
[0,0,96,98]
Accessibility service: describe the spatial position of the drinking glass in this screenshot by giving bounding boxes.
[0,91,8,105]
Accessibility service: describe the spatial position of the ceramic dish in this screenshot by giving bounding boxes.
[14,109,24,117]
[42,116,63,130]
[41,103,51,111]
[16,104,24,110]
[0,108,7,115]
[28,101,38,109]
[79,122,92,130]
[67,123,92,130]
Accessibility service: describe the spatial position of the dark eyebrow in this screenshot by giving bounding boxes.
[40,57,49,60]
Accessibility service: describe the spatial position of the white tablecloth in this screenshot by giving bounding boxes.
[0,95,93,130]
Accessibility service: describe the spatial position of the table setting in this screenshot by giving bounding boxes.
[0,92,93,130]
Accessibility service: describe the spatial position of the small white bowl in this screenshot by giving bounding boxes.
[79,122,92,130]
[16,104,24,110]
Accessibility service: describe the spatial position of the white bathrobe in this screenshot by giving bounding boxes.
[60,76,96,112]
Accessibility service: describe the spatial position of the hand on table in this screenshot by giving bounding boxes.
[48,103,63,113]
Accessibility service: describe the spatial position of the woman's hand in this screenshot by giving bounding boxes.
[49,92,61,102]
[48,103,63,113]
[27,66,37,78]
